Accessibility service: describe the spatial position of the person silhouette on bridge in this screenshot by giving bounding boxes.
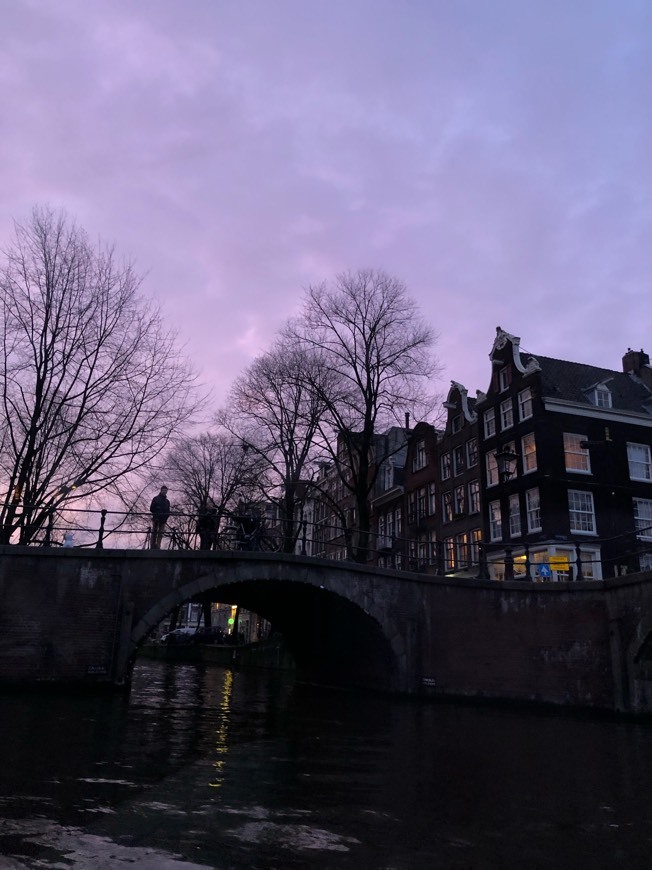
[150,486,170,549]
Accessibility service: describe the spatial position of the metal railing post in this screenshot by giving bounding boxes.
[96,509,107,549]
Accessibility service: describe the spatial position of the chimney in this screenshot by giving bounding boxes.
[623,348,652,388]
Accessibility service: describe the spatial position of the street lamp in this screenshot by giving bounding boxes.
[495,446,519,483]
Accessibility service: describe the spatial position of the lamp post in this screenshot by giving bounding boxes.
[495,446,519,484]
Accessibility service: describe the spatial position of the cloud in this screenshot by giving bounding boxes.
[1,0,650,408]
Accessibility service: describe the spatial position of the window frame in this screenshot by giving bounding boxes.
[633,498,652,540]
[564,433,591,474]
[489,500,502,542]
[627,442,652,482]
[521,432,537,474]
[526,487,541,532]
[568,489,597,535]
[484,408,496,439]
[518,387,533,421]
[500,397,514,431]
[508,493,521,538]
[466,437,478,468]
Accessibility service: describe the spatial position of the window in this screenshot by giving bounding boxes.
[452,414,463,433]
[500,398,514,430]
[591,386,612,408]
[453,445,465,476]
[627,443,652,482]
[484,408,496,439]
[468,479,480,514]
[386,511,394,539]
[395,507,402,535]
[526,488,541,532]
[442,491,453,522]
[522,433,537,473]
[444,538,455,571]
[383,461,394,490]
[489,500,502,541]
[470,529,482,565]
[454,485,466,515]
[498,365,512,392]
[564,433,590,473]
[456,533,469,568]
[466,437,478,467]
[641,554,652,572]
[408,492,416,524]
[486,451,499,487]
[417,487,427,521]
[568,490,596,534]
[509,494,521,537]
[441,452,452,480]
[428,482,437,515]
[377,516,385,536]
[413,439,427,471]
[633,498,652,539]
[518,388,533,421]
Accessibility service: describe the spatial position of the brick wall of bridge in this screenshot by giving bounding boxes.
[1,546,651,713]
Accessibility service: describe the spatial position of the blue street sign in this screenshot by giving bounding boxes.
[538,564,552,578]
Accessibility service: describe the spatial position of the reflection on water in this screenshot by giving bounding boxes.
[1,660,652,868]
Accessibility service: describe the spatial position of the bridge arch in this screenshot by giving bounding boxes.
[127,572,400,693]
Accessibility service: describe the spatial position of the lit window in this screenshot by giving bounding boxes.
[526,488,541,532]
[500,398,514,430]
[468,479,480,513]
[627,443,652,482]
[444,538,455,571]
[486,451,499,487]
[633,498,652,539]
[484,408,496,439]
[441,452,452,480]
[498,365,512,392]
[456,532,469,567]
[518,388,533,421]
[509,494,521,537]
[466,438,478,467]
[564,433,591,473]
[470,529,482,565]
[489,500,502,541]
[568,490,596,534]
[453,445,465,476]
[522,433,537,473]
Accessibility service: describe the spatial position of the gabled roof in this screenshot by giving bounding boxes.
[526,353,652,415]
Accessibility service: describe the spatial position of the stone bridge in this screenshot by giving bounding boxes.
[2,545,652,714]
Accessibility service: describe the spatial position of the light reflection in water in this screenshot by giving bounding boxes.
[209,668,234,789]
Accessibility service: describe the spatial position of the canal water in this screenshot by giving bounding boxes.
[1,660,652,869]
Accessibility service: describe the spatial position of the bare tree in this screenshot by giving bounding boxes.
[226,344,331,552]
[284,268,439,561]
[162,432,262,548]
[0,206,199,544]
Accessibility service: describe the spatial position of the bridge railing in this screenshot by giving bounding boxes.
[4,503,651,583]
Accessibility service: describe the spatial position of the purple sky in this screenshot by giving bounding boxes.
[2,0,651,412]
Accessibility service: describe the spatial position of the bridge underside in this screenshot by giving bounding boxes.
[130,579,399,694]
